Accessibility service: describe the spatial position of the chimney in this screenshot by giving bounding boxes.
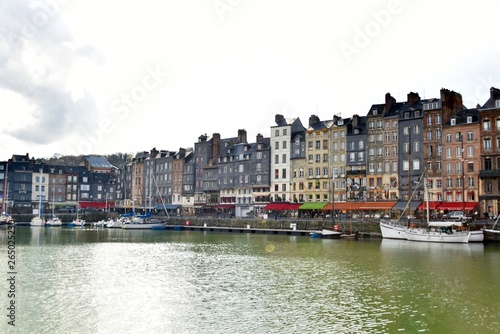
[212,133,221,158]
[384,93,396,114]
[256,133,263,143]
[309,115,320,127]
[275,114,286,125]
[198,133,207,142]
[352,114,359,127]
[407,92,420,106]
[237,129,247,144]
[490,87,500,99]
[440,88,463,124]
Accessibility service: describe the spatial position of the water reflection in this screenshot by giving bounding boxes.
[0,228,499,333]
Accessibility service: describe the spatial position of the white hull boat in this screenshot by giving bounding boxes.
[45,216,62,226]
[30,216,45,226]
[379,220,407,240]
[121,218,165,229]
[405,221,470,243]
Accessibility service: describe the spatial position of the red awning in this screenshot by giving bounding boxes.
[215,204,235,209]
[323,202,364,211]
[264,203,289,211]
[437,202,478,211]
[283,203,302,210]
[417,201,442,210]
[359,201,397,210]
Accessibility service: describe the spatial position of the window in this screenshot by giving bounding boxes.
[446,147,452,158]
[436,115,441,124]
[456,162,462,174]
[451,118,456,126]
[403,127,409,135]
[282,154,287,164]
[308,142,313,150]
[484,138,492,151]
[467,145,473,157]
[456,146,462,158]
[427,116,432,125]
[445,134,452,143]
[427,130,432,140]
[468,162,474,173]
[283,129,287,136]
[484,119,491,131]
[484,158,492,170]
[282,169,286,179]
[402,160,409,171]
[467,131,473,141]
[315,141,320,149]
[282,141,287,149]
[436,129,442,139]
[275,129,279,136]
[446,163,452,174]
[275,155,279,164]
[392,131,397,141]
[274,169,279,179]
[468,177,474,187]
[275,141,279,149]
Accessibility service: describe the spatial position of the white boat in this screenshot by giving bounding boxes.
[46,216,62,227]
[320,228,342,239]
[0,212,14,225]
[121,212,165,229]
[30,216,46,226]
[405,221,470,243]
[379,219,407,240]
[468,230,484,242]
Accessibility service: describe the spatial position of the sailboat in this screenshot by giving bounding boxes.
[69,190,85,227]
[341,212,356,239]
[30,169,46,226]
[379,174,424,240]
[46,190,62,227]
[405,176,470,243]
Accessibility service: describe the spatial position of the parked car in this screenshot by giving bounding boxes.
[58,206,75,213]
[444,211,470,220]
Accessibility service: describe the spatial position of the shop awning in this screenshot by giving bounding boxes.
[359,201,397,210]
[323,202,364,211]
[283,203,302,210]
[437,202,478,211]
[417,201,442,210]
[214,204,235,210]
[299,202,328,210]
[392,201,422,211]
[264,203,289,211]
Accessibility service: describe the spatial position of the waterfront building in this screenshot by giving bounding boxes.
[181,149,195,216]
[441,109,481,215]
[479,87,500,217]
[304,115,330,203]
[346,115,368,202]
[251,134,271,216]
[271,114,305,202]
[290,123,307,204]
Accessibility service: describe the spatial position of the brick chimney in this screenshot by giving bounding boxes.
[384,93,396,115]
[407,92,420,106]
[440,88,463,124]
[212,133,221,158]
[256,133,263,143]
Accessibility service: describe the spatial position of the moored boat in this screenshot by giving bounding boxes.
[379,219,407,240]
[405,221,469,243]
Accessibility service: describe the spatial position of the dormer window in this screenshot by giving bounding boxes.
[354,129,359,134]
[467,116,472,123]
[373,109,378,115]
[496,100,500,108]
[451,118,456,126]
[338,119,344,125]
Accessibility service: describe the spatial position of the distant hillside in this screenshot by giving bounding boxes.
[44,153,133,169]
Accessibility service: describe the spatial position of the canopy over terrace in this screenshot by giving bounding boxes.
[323,202,364,211]
[437,202,479,212]
[264,203,303,211]
[417,201,442,211]
[358,201,397,211]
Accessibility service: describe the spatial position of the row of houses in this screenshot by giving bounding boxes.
[1,87,500,218]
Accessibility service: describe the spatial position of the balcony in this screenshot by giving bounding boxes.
[479,170,500,178]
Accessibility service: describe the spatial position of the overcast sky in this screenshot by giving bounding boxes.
[1,0,500,161]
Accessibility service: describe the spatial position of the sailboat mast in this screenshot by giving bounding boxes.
[407,126,412,227]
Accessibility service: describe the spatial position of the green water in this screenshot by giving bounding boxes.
[1,226,499,333]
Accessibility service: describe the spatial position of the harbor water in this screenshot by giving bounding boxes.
[1,226,500,333]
